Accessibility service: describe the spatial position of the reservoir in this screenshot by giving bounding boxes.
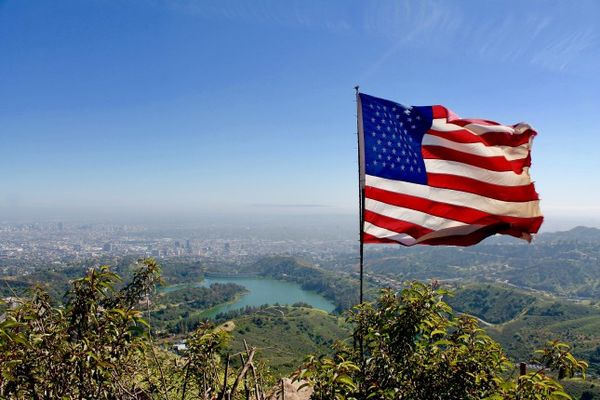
[199,276,336,318]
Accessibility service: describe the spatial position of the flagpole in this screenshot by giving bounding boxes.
[355,85,365,305]
[355,86,367,391]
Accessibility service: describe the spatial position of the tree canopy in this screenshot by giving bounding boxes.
[0,261,589,399]
[296,282,588,400]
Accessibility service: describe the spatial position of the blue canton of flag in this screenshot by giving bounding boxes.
[360,93,433,185]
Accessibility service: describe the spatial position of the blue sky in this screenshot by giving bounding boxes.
[1,0,599,228]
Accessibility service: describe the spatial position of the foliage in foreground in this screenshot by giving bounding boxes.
[295,282,588,400]
[0,260,269,399]
[0,261,590,400]
[0,260,161,399]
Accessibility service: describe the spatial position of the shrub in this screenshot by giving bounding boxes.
[296,282,587,400]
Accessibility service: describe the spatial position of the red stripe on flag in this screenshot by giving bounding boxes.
[364,209,433,239]
[363,232,397,244]
[418,225,536,246]
[450,118,501,127]
[418,223,510,246]
[422,145,531,173]
[365,185,543,233]
[426,173,539,202]
[364,219,536,247]
[427,128,534,147]
[431,105,448,119]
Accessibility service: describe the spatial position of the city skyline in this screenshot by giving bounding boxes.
[2,1,600,229]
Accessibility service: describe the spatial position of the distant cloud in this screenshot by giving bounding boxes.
[150,0,599,77]
[160,0,352,34]
[359,1,599,76]
[472,13,598,72]
[359,0,462,80]
[530,28,597,71]
[362,0,461,42]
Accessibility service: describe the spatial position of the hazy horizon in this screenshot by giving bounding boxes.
[1,211,598,235]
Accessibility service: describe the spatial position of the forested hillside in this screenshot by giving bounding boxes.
[0,262,590,399]
[448,283,600,381]
[359,226,600,298]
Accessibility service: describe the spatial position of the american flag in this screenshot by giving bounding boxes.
[358,93,543,246]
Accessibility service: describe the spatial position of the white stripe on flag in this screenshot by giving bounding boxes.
[365,198,467,230]
[423,159,532,186]
[363,221,417,245]
[365,175,542,218]
[422,134,530,161]
[431,119,533,138]
[465,122,533,135]
[364,220,486,244]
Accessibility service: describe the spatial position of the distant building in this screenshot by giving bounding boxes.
[102,243,113,252]
[151,249,166,258]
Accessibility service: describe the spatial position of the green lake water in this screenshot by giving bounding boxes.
[198,276,336,318]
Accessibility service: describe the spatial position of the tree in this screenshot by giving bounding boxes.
[0,259,161,399]
[0,259,271,399]
[295,282,587,400]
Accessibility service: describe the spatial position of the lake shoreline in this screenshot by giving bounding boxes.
[197,275,336,318]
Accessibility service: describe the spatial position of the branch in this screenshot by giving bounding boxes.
[229,348,256,398]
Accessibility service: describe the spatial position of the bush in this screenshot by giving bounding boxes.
[0,259,270,400]
[295,282,588,400]
[0,259,161,399]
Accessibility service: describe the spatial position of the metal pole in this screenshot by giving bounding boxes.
[355,85,365,305]
[355,86,368,399]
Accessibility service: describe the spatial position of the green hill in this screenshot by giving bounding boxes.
[446,283,600,398]
[488,298,600,368]
[228,306,350,374]
[361,227,600,299]
[447,283,600,376]
[447,283,536,324]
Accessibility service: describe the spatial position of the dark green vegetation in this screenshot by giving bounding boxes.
[4,227,600,398]
[447,283,600,398]
[151,283,247,334]
[447,284,536,324]
[297,282,588,400]
[361,226,600,299]
[0,260,164,398]
[149,256,356,336]
[1,263,589,399]
[448,283,600,373]
[1,255,356,314]
[0,256,206,300]
[230,306,349,374]
[0,260,278,399]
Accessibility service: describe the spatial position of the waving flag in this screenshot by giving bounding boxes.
[358,93,543,246]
